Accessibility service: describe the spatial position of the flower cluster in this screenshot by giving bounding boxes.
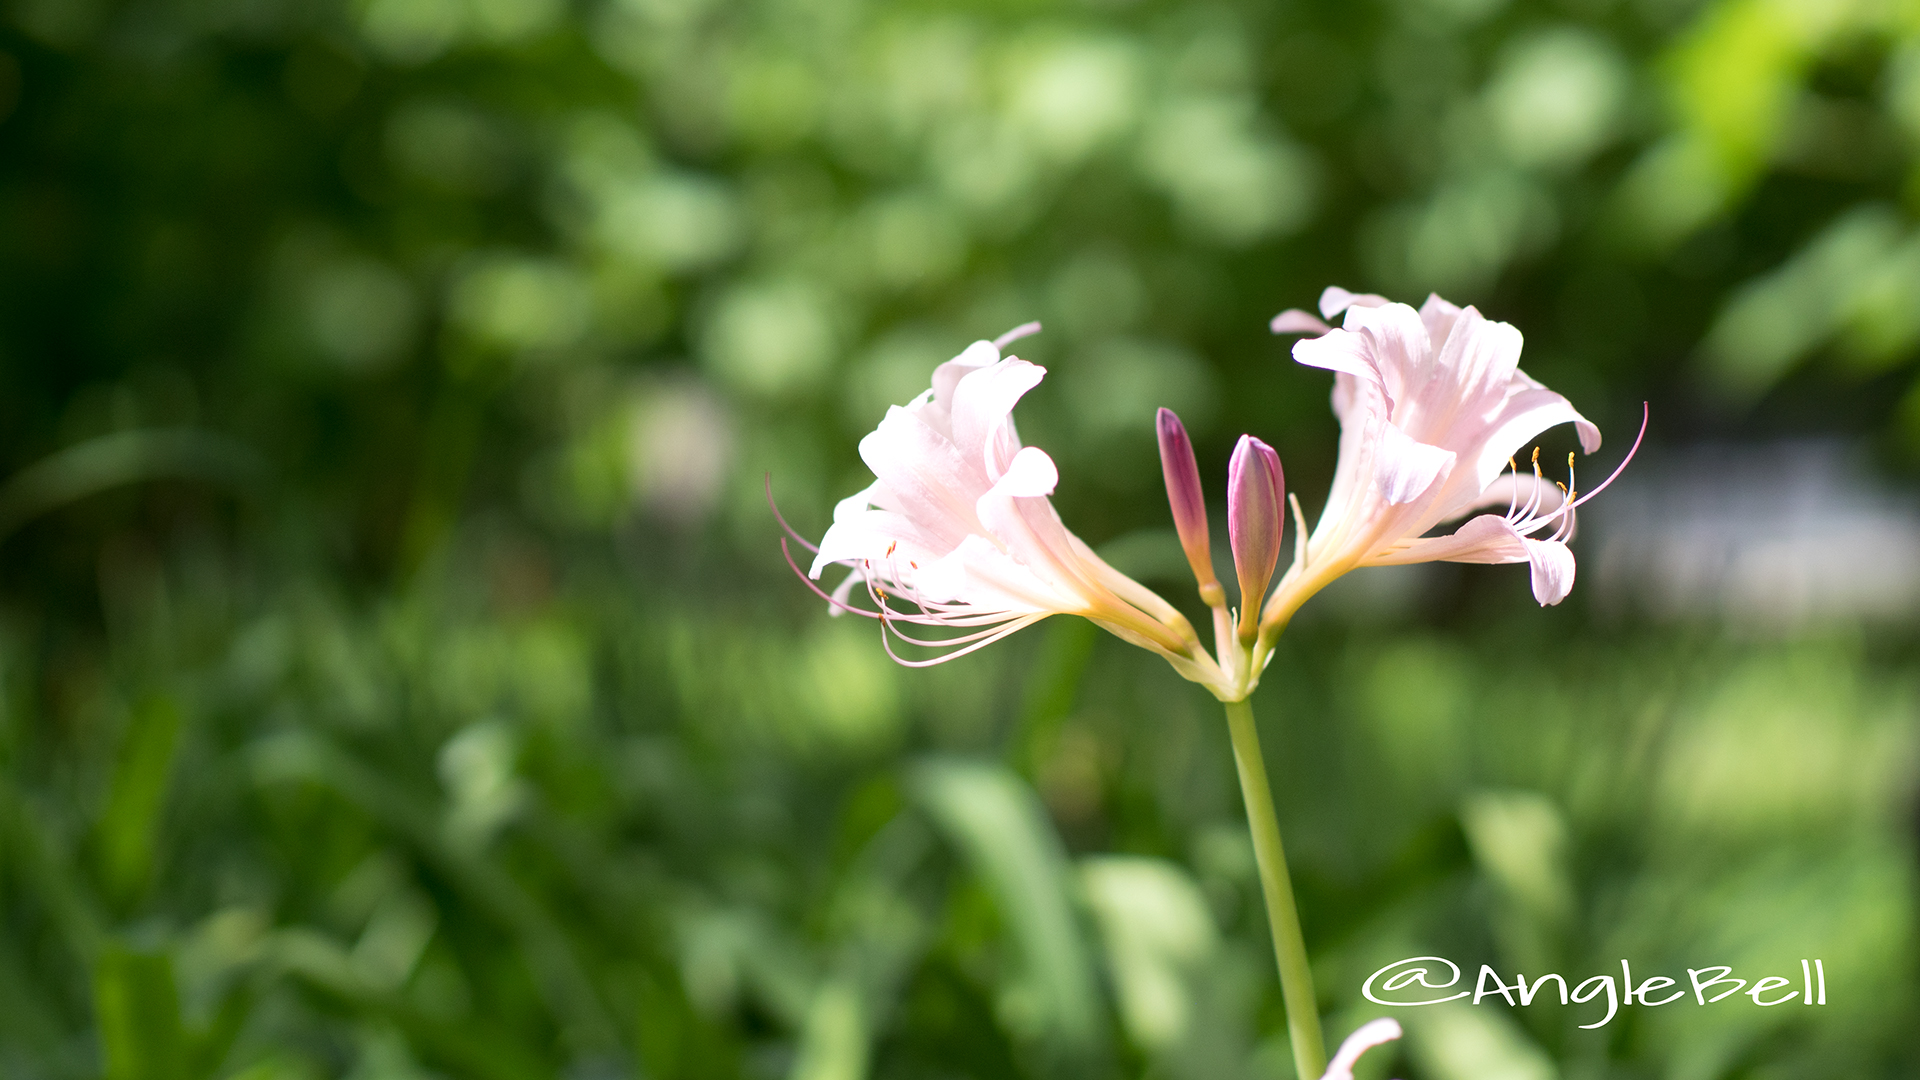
[786,289,1641,702]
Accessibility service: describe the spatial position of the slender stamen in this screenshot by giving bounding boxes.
[866,566,1031,629]
[1550,483,1575,542]
[1564,402,1648,510]
[880,613,1047,667]
[880,619,1032,648]
[1523,401,1650,531]
[766,474,821,554]
[791,538,1030,633]
[828,565,867,611]
[1551,506,1576,542]
[1518,456,1548,521]
[782,539,880,618]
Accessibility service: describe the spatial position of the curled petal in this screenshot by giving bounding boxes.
[1417,292,1463,345]
[993,445,1060,498]
[1374,422,1455,506]
[1372,513,1528,566]
[1524,537,1577,605]
[1341,302,1432,400]
[1469,386,1602,494]
[951,359,1047,479]
[930,340,1004,407]
[1293,327,1383,387]
[1321,1018,1402,1080]
[1319,286,1393,320]
[1271,308,1332,336]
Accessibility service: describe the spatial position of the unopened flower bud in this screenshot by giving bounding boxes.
[1227,435,1284,637]
[1157,408,1223,606]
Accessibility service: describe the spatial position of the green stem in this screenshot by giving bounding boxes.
[1223,697,1325,1080]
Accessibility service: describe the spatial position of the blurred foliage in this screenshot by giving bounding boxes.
[1,0,1918,1078]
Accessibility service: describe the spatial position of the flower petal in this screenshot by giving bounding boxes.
[1321,1018,1402,1080]
[1525,536,1577,605]
[993,445,1059,498]
[1292,326,1382,386]
[1468,383,1602,494]
[812,507,946,577]
[1340,302,1431,409]
[916,534,1064,611]
[860,406,987,545]
[1374,422,1455,506]
[950,358,1046,478]
[975,485,1116,615]
[1319,286,1392,320]
[1371,513,1528,565]
[929,339,1003,410]
[1420,307,1523,437]
[1271,308,1332,335]
[1418,292,1463,346]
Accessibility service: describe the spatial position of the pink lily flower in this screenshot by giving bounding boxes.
[1261,287,1644,631]
[783,325,1230,690]
[781,297,1637,703]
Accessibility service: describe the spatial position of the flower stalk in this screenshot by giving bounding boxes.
[1224,697,1324,1080]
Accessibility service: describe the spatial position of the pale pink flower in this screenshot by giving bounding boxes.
[1320,1018,1403,1080]
[783,325,1228,689]
[1261,287,1643,629]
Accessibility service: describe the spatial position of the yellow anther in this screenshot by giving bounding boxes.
[1531,446,1540,466]
[1567,452,1575,470]
[885,541,897,557]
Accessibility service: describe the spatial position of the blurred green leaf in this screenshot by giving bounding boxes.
[1080,855,1218,1052]
[96,695,183,906]
[0,431,265,542]
[912,758,1103,1056]
[94,947,186,1080]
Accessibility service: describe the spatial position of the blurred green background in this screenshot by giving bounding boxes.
[1,0,1916,1077]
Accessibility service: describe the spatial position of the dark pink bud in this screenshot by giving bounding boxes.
[1157,408,1221,602]
[1227,435,1284,636]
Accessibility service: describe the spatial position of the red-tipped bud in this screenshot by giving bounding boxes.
[1157,408,1222,605]
[1227,435,1284,637]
